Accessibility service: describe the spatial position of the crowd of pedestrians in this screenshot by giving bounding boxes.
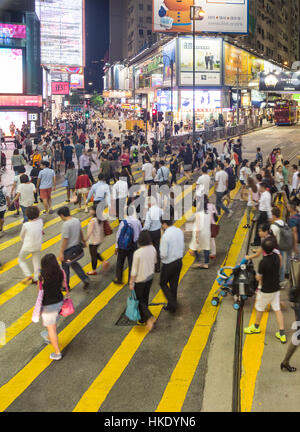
[0,109,299,367]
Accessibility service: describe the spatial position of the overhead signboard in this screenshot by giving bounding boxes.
[0,48,23,94]
[0,24,26,39]
[179,37,222,86]
[153,0,249,34]
[260,71,300,92]
[51,82,70,95]
[0,95,43,107]
[70,74,85,89]
[35,0,85,67]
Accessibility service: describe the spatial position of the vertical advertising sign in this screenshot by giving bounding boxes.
[153,0,249,34]
[35,0,85,67]
[179,37,222,86]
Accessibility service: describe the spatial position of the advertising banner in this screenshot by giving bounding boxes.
[70,74,85,89]
[0,112,28,136]
[51,82,70,95]
[260,71,300,92]
[179,37,222,86]
[180,90,221,109]
[153,0,248,34]
[35,0,85,67]
[0,48,23,94]
[224,43,266,86]
[0,95,43,107]
[0,24,26,39]
[163,39,176,85]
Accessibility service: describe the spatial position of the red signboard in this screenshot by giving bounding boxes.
[0,95,43,107]
[51,82,70,95]
[0,23,26,39]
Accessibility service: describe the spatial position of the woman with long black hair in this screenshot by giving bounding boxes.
[39,254,66,361]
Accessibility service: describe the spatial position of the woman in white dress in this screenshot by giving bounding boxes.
[189,195,211,269]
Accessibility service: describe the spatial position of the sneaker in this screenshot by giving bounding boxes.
[276,332,287,344]
[243,224,250,229]
[227,210,233,218]
[50,352,62,361]
[87,271,97,276]
[244,324,261,334]
[48,209,54,215]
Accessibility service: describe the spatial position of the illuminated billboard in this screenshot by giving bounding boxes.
[0,112,27,136]
[35,0,85,67]
[0,95,43,107]
[70,74,85,89]
[0,24,26,39]
[153,0,249,34]
[179,37,222,86]
[0,49,23,94]
[260,71,300,92]
[51,82,70,95]
[180,90,221,109]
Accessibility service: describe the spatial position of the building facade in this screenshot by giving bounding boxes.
[109,0,160,62]
[0,1,43,137]
[230,0,299,68]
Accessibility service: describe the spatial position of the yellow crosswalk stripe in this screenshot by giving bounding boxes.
[156,207,247,412]
[240,201,285,412]
[72,184,241,412]
[0,174,195,410]
[0,173,194,346]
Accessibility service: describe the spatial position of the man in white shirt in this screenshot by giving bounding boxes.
[214,163,233,217]
[252,182,272,246]
[142,156,154,184]
[14,174,36,222]
[160,218,185,313]
[112,173,128,221]
[196,166,211,197]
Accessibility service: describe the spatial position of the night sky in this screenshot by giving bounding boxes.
[85,0,109,92]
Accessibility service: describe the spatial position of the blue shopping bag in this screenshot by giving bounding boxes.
[125,290,141,322]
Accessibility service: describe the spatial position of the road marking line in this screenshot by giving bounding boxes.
[0,272,128,412]
[239,202,284,412]
[155,198,245,413]
[0,176,194,346]
[0,176,195,409]
[72,185,241,412]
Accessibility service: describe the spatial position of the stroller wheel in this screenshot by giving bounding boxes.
[241,295,248,301]
[233,302,240,310]
[212,297,220,307]
[220,291,228,297]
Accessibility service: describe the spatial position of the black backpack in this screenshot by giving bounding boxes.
[231,260,258,298]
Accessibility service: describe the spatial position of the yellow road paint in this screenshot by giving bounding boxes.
[73,252,195,412]
[240,306,270,413]
[0,177,196,409]
[72,185,240,412]
[239,202,284,413]
[0,272,128,412]
[155,210,248,412]
[0,174,194,346]
[3,243,116,347]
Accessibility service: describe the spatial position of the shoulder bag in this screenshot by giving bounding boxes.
[125,290,141,322]
[60,270,75,317]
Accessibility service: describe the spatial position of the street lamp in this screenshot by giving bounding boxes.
[159,54,174,134]
[190,6,205,142]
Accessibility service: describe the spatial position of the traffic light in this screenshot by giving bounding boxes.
[86,99,91,106]
[141,108,147,121]
[152,108,158,123]
[85,111,90,119]
[158,111,164,122]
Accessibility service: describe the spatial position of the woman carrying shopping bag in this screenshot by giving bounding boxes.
[38,254,69,361]
[85,205,109,276]
[129,231,157,331]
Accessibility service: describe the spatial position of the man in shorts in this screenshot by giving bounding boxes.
[37,161,56,214]
[244,237,287,343]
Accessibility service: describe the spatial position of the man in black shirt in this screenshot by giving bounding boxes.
[244,238,286,343]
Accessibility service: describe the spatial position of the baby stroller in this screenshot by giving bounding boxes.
[1,152,6,170]
[212,259,258,310]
